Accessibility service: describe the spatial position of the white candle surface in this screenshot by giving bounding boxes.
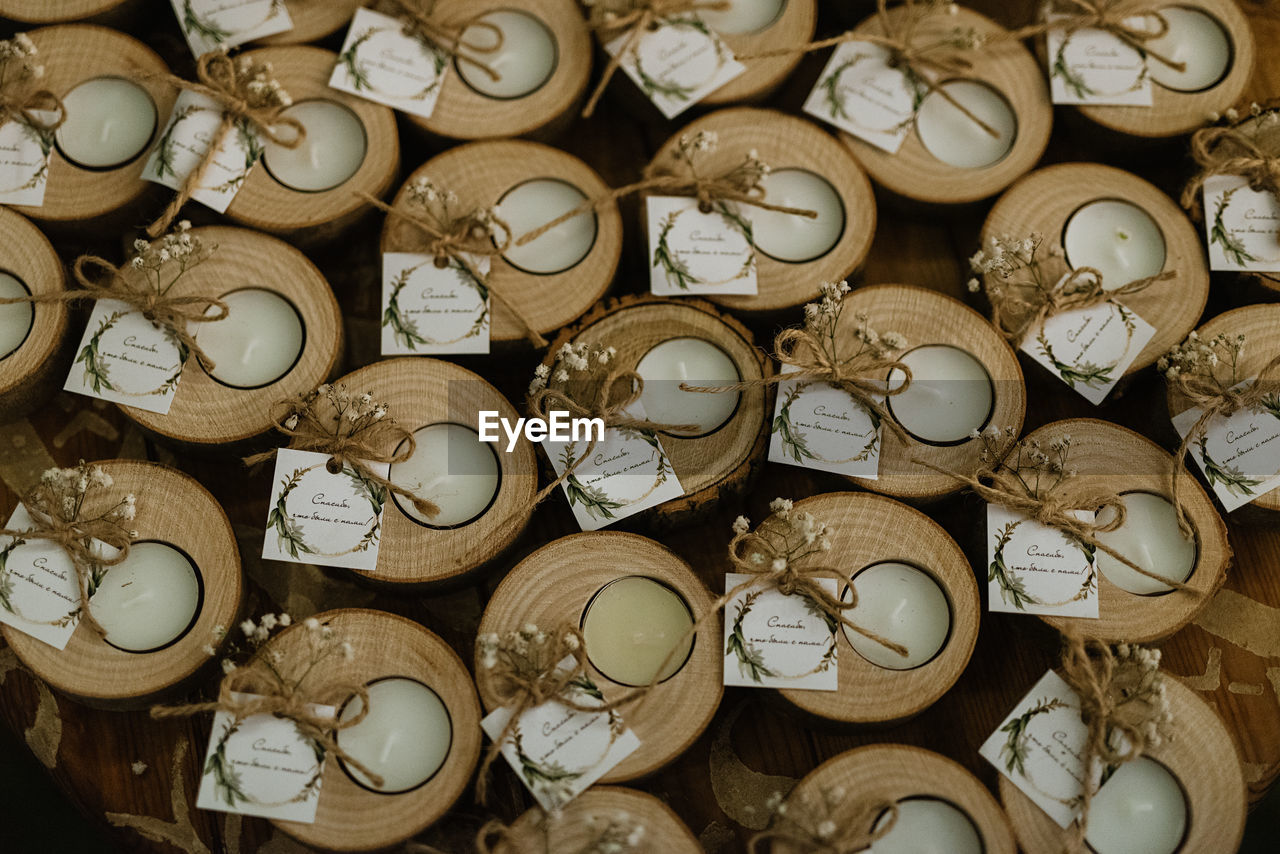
[635,337,741,436]
[197,288,304,388]
[55,77,157,170]
[456,9,558,99]
[871,798,984,854]
[1063,200,1166,289]
[336,677,452,793]
[0,272,33,360]
[842,562,951,670]
[1093,492,1196,595]
[389,423,501,527]
[497,178,597,274]
[89,542,201,653]
[751,169,845,263]
[1141,7,1231,92]
[582,575,695,686]
[698,0,786,34]
[1084,758,1188,854]
[263,100,367,192]
[886,345,994,444]
[915,80,1017,169]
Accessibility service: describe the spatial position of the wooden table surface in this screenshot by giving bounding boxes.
[3,2,1280,852]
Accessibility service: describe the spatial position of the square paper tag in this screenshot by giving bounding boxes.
[987,504,1098,619]
[64,299,186,414]
[722,573,839,691]
[1022,300,1156,405]
[0,117,52,206]
[802,40,920,154]
[1171,380,1280,512]
[480,662,640,811]
[604,15,745,119]
[195,694,333,822]
[142,90,264,214]
[172,0,293,58]
[0,505,90,649]
[262,448,391,572]
[647,196,757,296]
[381,252,491,355]
[767,371,882,479]
[330,7,450,119]
[1045,16,1151,106]
[1202,174,1280,273]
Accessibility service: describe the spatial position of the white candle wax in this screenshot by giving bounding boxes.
[581,575,695,685]
[55,77,157,169]
[263,100,367,192]
[751,169,845,263]
[389,423,501,527]
[456,9,558,99]
[915,80,1017,169]
[635,337,741,436]
[89,542,201,652]
[886,345,994,444]
[497,178,597,274]
[871,798,984,854]
[197,288,304,388]
[1093,492,1196,595]
[336,678,452,793]
[1084,758,1188,854]
[0,272,33,360]
[842,562,951,670]
[1063,200,1166,289]
[1141,7,1231,92]
[698,0,786,34]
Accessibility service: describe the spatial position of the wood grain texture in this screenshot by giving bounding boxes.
[476,531,723,783]
[490,786,702,853]
[0,207,68,418]
[256,0,362,46]
[0,0,128,23]
[703,0,817,105]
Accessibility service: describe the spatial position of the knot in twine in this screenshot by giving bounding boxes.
[385,0,506,82]
[1012,0,1188,73]
[989,266,1173,347]
[146,51,305,238]
[0,76,64,136]
[748,797,899,854]
[1181,121,1280,217]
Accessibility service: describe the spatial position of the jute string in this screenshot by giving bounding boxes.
[0,63,64,136]
[1181,121,1280,219]
[384,0,505,82]
[1008,0,1188,73]
[988,266,1174,347]
[748,799,899,854]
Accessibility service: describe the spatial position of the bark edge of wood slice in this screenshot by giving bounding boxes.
[0,206,68,418]
[491,786,703,853]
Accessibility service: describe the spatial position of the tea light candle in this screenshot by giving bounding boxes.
[456,9,558,99]
[88,542,202,653]
[1062,200,1166,289]
[842,562,951,670]
[54,77,157,170]
[751,169,845,263]
[0,272,33,360]
[497,178,597,274]
[635,337,741,436]
[581,575,695,686]
[196,288,304,388]
[699,0,786,34]
[871,798,984,854]
[262,100,367,192]
[1084,758,1188,854]
[886,345,994,444]
[389,423,501,527]
[336,677,453,793]
[1093,492,1196,595]
[914,80,1017,169]
[1141,7,1231,92]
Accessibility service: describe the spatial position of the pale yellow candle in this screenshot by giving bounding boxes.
[581,575,694,686]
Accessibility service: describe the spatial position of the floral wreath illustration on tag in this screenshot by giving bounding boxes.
[382,258,490,350]
[76,310,188,399]
[0,121,50,195]
[998,694,1112,812]
[652,202,756,291]
[988,517,1097,612]
[1035,301,1139,391]
[180,0,287,48]
[267,461,387,559]
[153,103,264,195]
[205,715,325,809]
[337,23,448,101]
[560,429,673,521]
[632,16,729,106]
[1209,185,1280,268]
[772,382,881,466]
[0,535,98,629]
[815,49,925,135]
[724,586,838,682]
[1050,28,1150,101]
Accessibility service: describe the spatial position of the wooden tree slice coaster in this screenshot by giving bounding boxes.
[702,0,817,105]
[331,357,538,587]
[771,744,1018,854]
[1,461,242,709]
[776,493,980,725]
[981,162,1209,376]
[476,531,723,782]
[382,140,621,346]
[256,0,362,46]
[0,207,68,419]
[226,46,399,245]
[1025,418,1229,644]
[267,608,483,852]
[544,294,770,526]
[1230,110,1280,295]
[13,25,174,230]
[404,0,592,142]
[120,226,343,450]
[0,0,129,24]
[489,786,702,854]
[647,108,876,315]
[837,6,1052,206]
[842,284,1026,502]
[999,675,1247,854]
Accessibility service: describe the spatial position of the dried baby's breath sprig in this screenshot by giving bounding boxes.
[0,32,63,136]
[1159,330,1246,383]
[1181,100,1280,219]
[749,783,897,853]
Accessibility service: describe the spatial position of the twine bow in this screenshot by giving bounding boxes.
[1181,122,1280,219]
[749,799,899,854]
[385,0,506,82]
[988,266,1174,347]
[1017,0,1189,74]
[0,75,63,137]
